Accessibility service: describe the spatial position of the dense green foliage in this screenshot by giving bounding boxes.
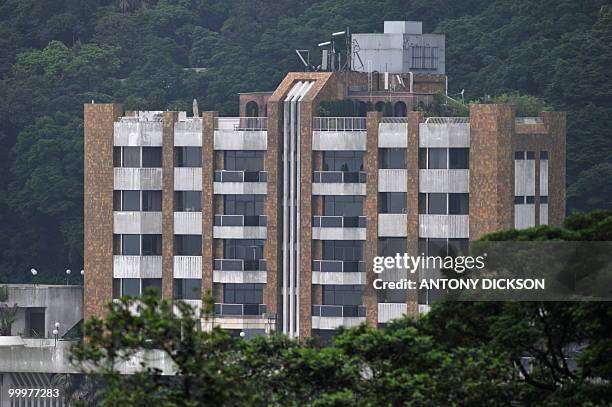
[0,0,611,282]
[71,211,612,406]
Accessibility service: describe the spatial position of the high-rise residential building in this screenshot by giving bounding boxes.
[84,22,565,340]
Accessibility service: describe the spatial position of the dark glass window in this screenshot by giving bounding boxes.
[174,279,202,300]
[122,278,140,296]
[418,148,427,169]
[225,151,264,172]
[141,235,162,255]
[379,148,406,169]
[426,238,447,257]
[322,151,363,172]
[379,288,406,303]
[112,279,121,299]
[428,148,447,169]
[322,241,363,261]
[323,196,363,216]
[428,193,447,215]
[142,191,162,211]
[175,147,202,167]
[122,147,140,167]
[174,191,202,212]
[224,240,265,260]
[122,234,140,255]
[526,196,535,204]
[540,196,548,204]
[224,195,264,216]
[379,193,406,214]
[113,147,122,167]
[223,283,263,304]
[448,193,469,215]
[142,278,162,298]
[526,151,535,160]
[113,190,140,211]
[142,147,162,167]
[514,151,525,160]
[514,196,525,204]
[449,148,469,169]
[378,238,407,257]
[174,235,202,256]
[540,151,549,160]
[322,285,363,306]
[418,193,427,214]
[448,239,469,256]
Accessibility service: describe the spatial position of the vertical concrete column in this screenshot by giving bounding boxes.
[162,112,178,300]
[541,112,566,226]
[406,111,423,316]
[298,102,314,338]
[469,105,514,240]
[264,100,282,327]
[84,103,123,320]
[364,111,382,327]
[202,112,217,298]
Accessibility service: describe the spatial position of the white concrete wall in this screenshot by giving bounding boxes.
[378,169,408,192]
[114,211,162,234]
[312,183,366,195]
[113,255,162,278]
[311,227,366,240]
[173,256,202,279]
[114,168,162,190]
[311,272,366,285]
[514,204,535,229]
[378,214,408,237]
[540,203,548,225]
[378,123,408,148]
[174,212,202,235]
[419,123,470,147]
[213,270,267,284]
[312,316,365,330]
[213,130,267,150]
[213,226,267,239]
[312,131,367,151]
[515,159,535,196]
[419,214,469,238]
[213,182,266,195]
[174,168,202,191]
[174,119,202,146]
[377,303,407,323]
[540,159,548,196]
[419,169,469,193]
[114,121,163,146]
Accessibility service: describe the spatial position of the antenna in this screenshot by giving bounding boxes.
[295,49,313,71]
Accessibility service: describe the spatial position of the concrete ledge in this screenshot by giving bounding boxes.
[114,168,162,190]
[312,130,367,151]
[419,123,470,147]
[174,168,202,191]
[174,212,202,235]
[419,169,469,193]
[378,214,407,237]
[312,272,366,285]
[213,182,266,195]
[214,130,267,150]
[114,211,162,234]
[312,316,365,330]
[114,121,163,146]
[378,169,408,192]
[114,255,163,278]
[213,270,267,284]
[174,119,202,146]
[173,256,202,279]
[213,226,267,239]
[378,303,407,323]
[312,227,366,240]
[418,214,469,238]
[312,183,366,195]
[378,123,408,148]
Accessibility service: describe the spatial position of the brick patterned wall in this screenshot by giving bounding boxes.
[469,104,514,240]
[202,112,217,298]
[84,103,123,320]
[162,112,178,299]
[541,112,566,225]
[364,111,382,326]
[406,111,424,315]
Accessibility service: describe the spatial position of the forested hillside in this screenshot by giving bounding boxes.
[0,0,611,282]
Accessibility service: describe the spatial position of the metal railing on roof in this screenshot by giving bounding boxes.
[381,117,410,123]
[424,117,470,124]
[312,305,366,317]
[215,117,267,131]
[313,117,367,131]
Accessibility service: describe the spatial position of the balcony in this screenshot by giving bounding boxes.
[174,212,202,235]
[213,215,267,239]
[312,260,365,285]
[311,305,366,330]
[173,256,202,279]
[214,117,267,150]
[174,167,202,191]
[312,171,366,195]
[113,255,162,278]
[419,119,470,148]
[114,120,163,146]
[378,121,408,148]
[378,214,407,237]
[378,169,407,192]
[114,168,162,190]
[419,214,469,238]
[114,211,162,234]
[213,259,267,284]
[213,170,267,195]
[378,303,407,323]
[312,216,366,240]
[419,169,469,193]
[312,117,367,151]
[214,303,266,317]
[174,118,202,146]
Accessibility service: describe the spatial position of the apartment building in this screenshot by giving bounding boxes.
[84,24,565,340]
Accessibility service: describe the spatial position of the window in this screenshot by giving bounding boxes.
[224,195,264,216]
[174,235,202,256]
[142,278,162,297]
[526,196,535,204]
[323,196,363,216]
[379,193,407,214]
[379,288,406,303]
[322,285,363,306]
[141,235,162,255]
[142,191,162,211]
[175,147,202,167]
[122,147,140,167]
[113,234,140,255]
[378,238,407,257]
[223,283,263,304]
[540,196,548,204]
[174,191,202,212]
[514,151,525,160]
[449,148,469,169]
[142,147,162,167]
[322,241,363,261]
[419,238,469,257]
[122,278,140,296]
[428,193,447,215]
[224,239,264,260]
[514,196,525,204]
[526,151,535,160]
[379,148,406,169]
[540,151,549,160]
[114,190,140,211]
[224,151,264,172]
[174,279,202,300]
[448,193,469,215]
[322,151,363,172]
